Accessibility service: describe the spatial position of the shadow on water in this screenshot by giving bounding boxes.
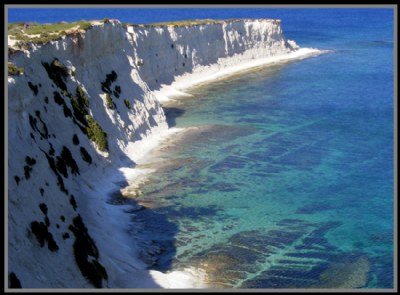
[107,189,179,273]
[162,106,186,128]
[6,43,175,287]
[87,50,179,284]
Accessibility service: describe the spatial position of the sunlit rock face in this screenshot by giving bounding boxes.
[7,19,300,288]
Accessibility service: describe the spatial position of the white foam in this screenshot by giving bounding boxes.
[150,267,209,288]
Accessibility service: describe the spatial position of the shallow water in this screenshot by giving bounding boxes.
[108,8,392,289]
[125,41,393,287]
[7,7,394,289]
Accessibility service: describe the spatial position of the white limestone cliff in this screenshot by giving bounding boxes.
[7,19,322,289]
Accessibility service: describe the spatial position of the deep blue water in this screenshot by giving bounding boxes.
[8,8,395,289]
[7,7,394,50]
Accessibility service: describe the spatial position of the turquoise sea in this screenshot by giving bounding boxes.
[8,7,395,288]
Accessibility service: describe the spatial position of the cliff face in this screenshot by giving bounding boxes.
[7,19,299,288]
[128,19,294,90]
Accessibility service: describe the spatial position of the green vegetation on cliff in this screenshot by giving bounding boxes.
[85,116,108,152]
[8,63,24,76]
[8,20,93,48]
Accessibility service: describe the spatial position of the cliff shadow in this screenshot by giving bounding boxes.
[78,44,181,283]
[7,58,179,289]
[162,106,185,128]
[107,189,179,274]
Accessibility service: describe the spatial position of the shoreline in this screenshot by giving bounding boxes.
[97,126,211,288]
[84,125,211,288]
[7,9,393,289]
[110,47,330,288]
[121,46,330,202]
[153,47,329,104]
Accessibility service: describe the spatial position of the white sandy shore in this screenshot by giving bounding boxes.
[153,47,327,104]
[117,126,186,196]
[84,126,208,289]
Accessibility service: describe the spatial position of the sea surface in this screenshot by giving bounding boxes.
[8,7,395,289]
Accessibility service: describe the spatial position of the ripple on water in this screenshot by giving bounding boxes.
[178,218,375,289]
